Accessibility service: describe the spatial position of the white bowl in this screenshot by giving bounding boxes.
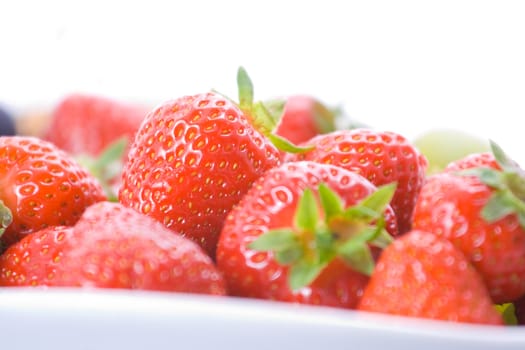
[0,287,523,349]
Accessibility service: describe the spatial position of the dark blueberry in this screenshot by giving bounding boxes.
[0,105,16,136]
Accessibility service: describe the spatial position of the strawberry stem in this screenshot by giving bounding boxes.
[248,182,396,291]
[235,67,314,154]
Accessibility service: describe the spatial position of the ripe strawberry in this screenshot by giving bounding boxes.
[264,95,337,145]
[287,128,428,234]
[216,160,398,309]
[0,136,106,249]
[0,226,74,286]
[358,229,503,325]
[43,93,149,157]
[0,201,227,295]
[119,71,282,259]
[412,142,525,303]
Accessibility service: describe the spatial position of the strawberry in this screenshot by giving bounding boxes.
[287,128,428,234]
[216,160,398,309]
[0,201,227,295]
[43,93,149,157]
[118,70,282,259]
[0,225,73,286]
[357,229,503,325]
[412,142,525,303]
[0,136,106,249]
[264,95,337,145]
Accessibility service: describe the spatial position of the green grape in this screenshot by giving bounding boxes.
[413,128,490,175]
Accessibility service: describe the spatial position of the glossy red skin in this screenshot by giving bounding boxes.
[119,92,282,258]
[0,136,107,248]
[273,95,334,145]
[216,161,398,309]
[412,172,525,303]
[1,202,227,295]
[358,230,503,325]
[288,128,428,235]
[43,93,149,156]
[0,226,73,286]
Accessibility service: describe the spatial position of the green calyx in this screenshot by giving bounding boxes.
[75,136,128,202]
[235,66,313,154]
[248,182,396,291]
[457,140,525,228]
[0,199,13,238]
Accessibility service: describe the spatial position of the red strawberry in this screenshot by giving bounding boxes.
[0,136,106,249]
[0,201,227,295]
[119,71,282,259]
[264,95,337,145]
[287,128,428,234]
[216,160,398,309]
[0,226,73,286]
[358,229,503,325]
[43,93,149,157]
[412,142,525,303]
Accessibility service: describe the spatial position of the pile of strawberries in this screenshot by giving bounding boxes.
[0,67,524,326]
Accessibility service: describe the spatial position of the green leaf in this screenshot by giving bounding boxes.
[275,247,303,265]
[96,136,128,173]
[252,101,277,134]
[481,191,518,222]
[315,227,337,263]
[490,140,516,171]
[237,66,254,110]
[294,188,319,232]
[337,240,375,276]
[248,229,298,252]
[342,206,380,222]
[369,228,394,249]
[318,183,344,220]
[360,183,397,213]
[0,200,13,238]
[288,259,326,291]
[262,98,286,124]
[75,136,128,202]
[495,303,518,325]
[267,133,314,154]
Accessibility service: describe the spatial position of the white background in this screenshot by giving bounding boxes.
[1,0,525,163]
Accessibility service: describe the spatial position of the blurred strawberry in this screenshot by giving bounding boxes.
[358,229,503,325]
[412,142,525,303]
[0,226,74,286]
[264,95,337,145]
[43,93,149,156]
[0,202,227,295]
